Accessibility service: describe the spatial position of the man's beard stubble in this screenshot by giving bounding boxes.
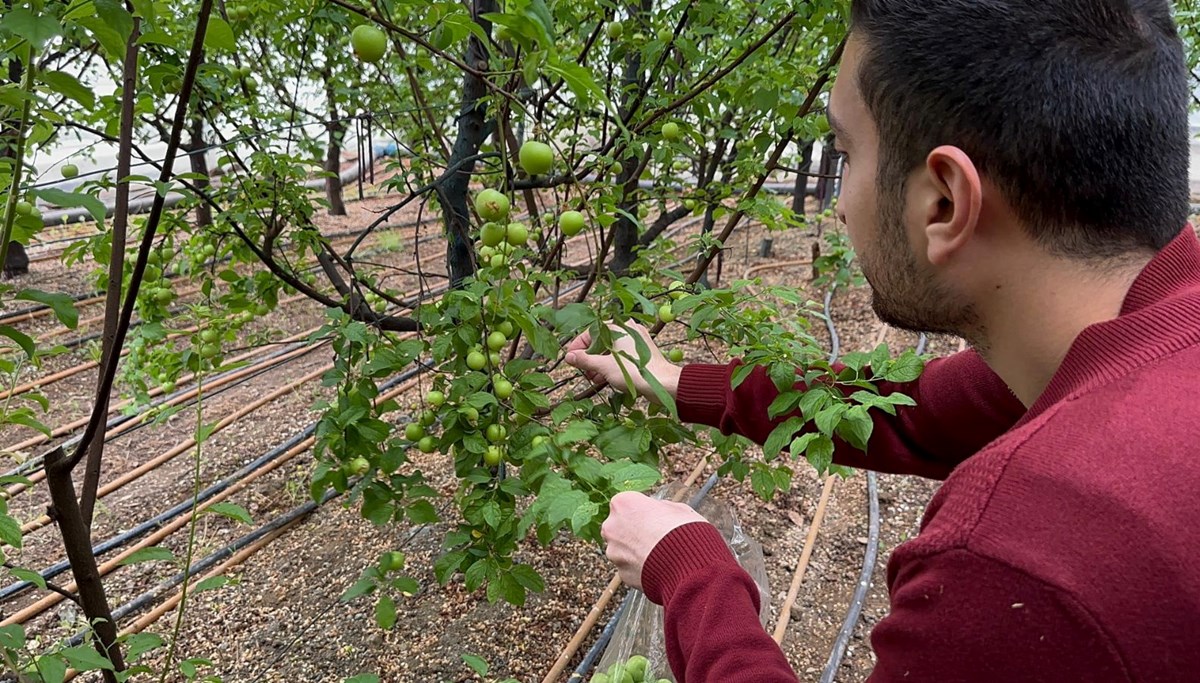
[862,183,984,346]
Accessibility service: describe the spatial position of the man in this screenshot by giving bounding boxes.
[564,1,1200,681]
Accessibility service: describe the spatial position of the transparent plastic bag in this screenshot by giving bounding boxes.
[589,482,770,683]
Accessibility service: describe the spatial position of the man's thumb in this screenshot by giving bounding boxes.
[566,349,605,374]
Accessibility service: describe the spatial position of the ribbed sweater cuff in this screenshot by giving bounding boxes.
[641,521,738,606]
[677,363,734,428]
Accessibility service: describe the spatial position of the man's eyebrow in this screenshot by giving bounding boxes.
[826,106,848,143]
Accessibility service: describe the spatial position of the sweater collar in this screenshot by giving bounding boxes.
[1017,227,1200,427]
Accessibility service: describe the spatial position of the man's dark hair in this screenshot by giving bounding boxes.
[850,0,1190,258]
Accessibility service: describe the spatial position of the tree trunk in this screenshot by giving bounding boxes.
[791,140,814,216]
[608,0,653,275]
[442,0,498,287]
[324,119,347,216]
[323,71,347,217]
[186,115,212,228]
[2,32,28,277]
[816,132,838,211]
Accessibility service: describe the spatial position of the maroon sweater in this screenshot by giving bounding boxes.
[642,228,1200,682]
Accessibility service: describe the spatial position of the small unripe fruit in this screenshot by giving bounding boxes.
[475,189,510,222]
[351,24,388,63]
[484,445,503,467]
[559,211,586,237]
[668,348,684,363]
[61,164,79,179]
[661,122,681,141]
[467,351,487,371]
[14,200,33,216]
[425,390,445,407]
[199,342,220,358]
[657,303,676,323]
[518,140,554,176]
[419,410,437,427]
[606,22,624,40]
[486,423,507,443]
[489,254,507,269]
[488,351,503,367]
[480,221,506,247]
[493,378,514,400]
[505,222,529,247]
[418,436,437,454]
[347,456,370,475]
[200,329,219,343]
[380,551,405,571]
[405,423,425,441]
[486,331,508,351]
[462,406,480,424]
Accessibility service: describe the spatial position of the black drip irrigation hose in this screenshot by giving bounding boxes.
[64,487,341,648]
[2,367,423,603]
[568,471,725,682]
[820,471,879,682]
[0,424,317,601]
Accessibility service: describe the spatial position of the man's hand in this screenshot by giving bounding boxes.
[563,321,682,403]
[602,491,709,590]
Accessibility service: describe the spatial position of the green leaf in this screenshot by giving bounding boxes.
[883,351,925,383]
[764,417,806,460]
[35,654,67,683]
[0,8,62,49]
[8,566,44,589]
[60,645,115,671]
[510,564,545,593]
[204,17,236,51]
[814,403,848,438]
[557,420,598,445]
[602,462,661,492]
[806,435,836,475]
[4,410,51,437]
[750,466,777,501]
[570,501,598,533]
[0,324,36,358]
[462,654,489,677]
[375,594,397,630]
[118,546,175,566]
[433,551,467,584]
[192,575,229,594]
[123,632,165,661]
[39,71,95,110]
[33,188,106,225]
[594,425,646,460]
[341,573,376,602]
[343,676,381,683]
[0,623,24,650]
[15,289,78,329]
[202,502,251,525]
[836,406,873,452]
[0,514,22,549]
[799,388,831,421]
[545,56,603,106]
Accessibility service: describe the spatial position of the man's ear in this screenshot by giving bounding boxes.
[917,145,983,266]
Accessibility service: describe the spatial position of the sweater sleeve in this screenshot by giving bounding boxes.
[869,548,1129,682]
[641,522,798,683]
[676,350,1024,480]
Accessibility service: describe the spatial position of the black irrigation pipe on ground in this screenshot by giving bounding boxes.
[0,423,318,601]
[64,487,341,648]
